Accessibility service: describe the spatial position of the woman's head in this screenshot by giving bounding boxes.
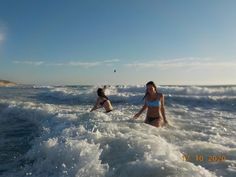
[143,81,157,99]
[146,81,157,94]
[97,88,108,99]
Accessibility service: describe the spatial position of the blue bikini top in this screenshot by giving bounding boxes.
[146,95,161,107]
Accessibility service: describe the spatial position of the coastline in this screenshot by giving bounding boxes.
[0,80,17,87]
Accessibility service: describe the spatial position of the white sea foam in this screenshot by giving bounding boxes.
[0,85,235,177]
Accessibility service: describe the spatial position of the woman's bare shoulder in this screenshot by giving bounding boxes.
[158,93,164,98]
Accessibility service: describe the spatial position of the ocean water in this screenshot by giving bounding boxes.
[0,85,235,177]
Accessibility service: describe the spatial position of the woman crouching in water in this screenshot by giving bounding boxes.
[90,87,113,113]
[133,81,168,127]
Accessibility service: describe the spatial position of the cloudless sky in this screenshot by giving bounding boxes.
[0,0,236,85]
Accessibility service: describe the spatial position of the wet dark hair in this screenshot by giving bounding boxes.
[97,88,109,100]
[143,81,158,100]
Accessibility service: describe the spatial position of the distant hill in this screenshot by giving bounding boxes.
[0,80,16,86]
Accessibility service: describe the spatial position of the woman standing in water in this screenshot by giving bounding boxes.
[133,81,168,127]
[90,87,113,113]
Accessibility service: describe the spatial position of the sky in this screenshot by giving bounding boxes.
[0,0,236,85]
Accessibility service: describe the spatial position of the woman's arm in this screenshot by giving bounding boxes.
[90,98,100,112]
[133,101,147,119]
[160,94,168,124]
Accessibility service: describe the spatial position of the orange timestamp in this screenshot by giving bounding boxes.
[181,154,226,162]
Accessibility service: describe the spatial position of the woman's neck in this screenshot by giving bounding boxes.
[149,91,157,97]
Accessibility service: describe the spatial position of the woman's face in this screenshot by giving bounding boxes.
[147,84,156,94]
